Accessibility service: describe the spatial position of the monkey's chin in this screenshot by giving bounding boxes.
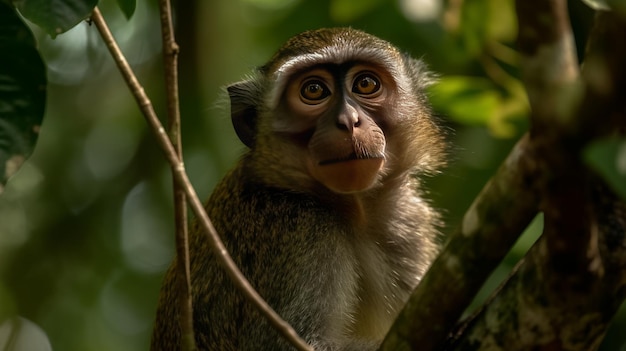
[309,158,385,194]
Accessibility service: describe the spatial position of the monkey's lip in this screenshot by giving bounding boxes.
[318,154,385,166]
[310,156,385,193]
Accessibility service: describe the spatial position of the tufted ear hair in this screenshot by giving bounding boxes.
[403,55,437,91]
[227,78,262,148]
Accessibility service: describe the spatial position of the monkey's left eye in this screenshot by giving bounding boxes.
[352,73,380,95]
[300,79,331,104]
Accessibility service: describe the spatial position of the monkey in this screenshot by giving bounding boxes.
[150,27,447,351]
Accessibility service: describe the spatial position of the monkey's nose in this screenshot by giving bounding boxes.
[336,103,360,131]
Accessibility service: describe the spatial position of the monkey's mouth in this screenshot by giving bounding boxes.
[318,153,385,166]
[309,154,385,193]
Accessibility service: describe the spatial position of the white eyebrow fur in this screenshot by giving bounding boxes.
[268,44,411,109]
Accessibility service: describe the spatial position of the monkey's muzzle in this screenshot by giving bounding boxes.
[309,156,385,193]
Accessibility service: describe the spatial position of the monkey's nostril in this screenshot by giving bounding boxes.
[336,122,349,131]
[336,115,360,131]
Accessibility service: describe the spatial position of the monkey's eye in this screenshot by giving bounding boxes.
[300,79,331,104]
[352,73,380,95]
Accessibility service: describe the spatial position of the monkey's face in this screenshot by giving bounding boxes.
[272,64,393,193]
[228,28,441,195]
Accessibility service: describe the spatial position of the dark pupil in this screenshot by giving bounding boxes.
[302,82,326,100]
[353,75,379,94]
[359,77,376,92]
[308,84,321,95]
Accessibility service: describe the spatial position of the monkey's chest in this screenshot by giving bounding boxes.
[348,240,418,341]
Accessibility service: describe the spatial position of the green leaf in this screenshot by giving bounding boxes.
[116,0,136,19]
[584,138,626,201]
[459,0,517,55]
[428,76,499,125]
[13,0,97,38]
[0,2,46,189]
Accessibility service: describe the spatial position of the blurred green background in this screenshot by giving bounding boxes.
[1,0,624,350]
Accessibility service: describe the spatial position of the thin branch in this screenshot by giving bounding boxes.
[380,134,540,351]
[515,0,580,131]
[89,7,313,351]
[156,1,196,350]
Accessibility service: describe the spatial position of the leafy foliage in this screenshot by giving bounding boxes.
[13,0,97,38]
[116,0,136,19]
[429,76,499,126]
[0,0,624,350]
[0,1,45,189]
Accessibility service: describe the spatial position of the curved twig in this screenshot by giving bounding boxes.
[156,1,196,350]
[90,7,313,351]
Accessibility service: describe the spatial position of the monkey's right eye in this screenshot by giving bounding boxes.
[300,80,331,104]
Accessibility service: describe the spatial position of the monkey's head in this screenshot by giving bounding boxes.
[228,28,445,194]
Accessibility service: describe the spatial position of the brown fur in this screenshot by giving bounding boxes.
[151,28,446,350]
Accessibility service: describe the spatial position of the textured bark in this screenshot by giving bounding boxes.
[381,3,626,351]
[446,9,626,350]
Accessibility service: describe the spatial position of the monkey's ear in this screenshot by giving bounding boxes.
[404,55,437,90]
[227,79,260,148]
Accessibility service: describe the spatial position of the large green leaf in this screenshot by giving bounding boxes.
[0,2,46,190]
[13,0,97,38]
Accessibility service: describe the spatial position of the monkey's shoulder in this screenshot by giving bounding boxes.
[210,166,331,217]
